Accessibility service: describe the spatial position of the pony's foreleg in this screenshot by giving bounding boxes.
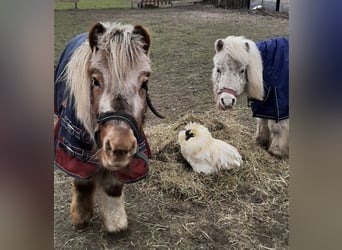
[256,118,270,147]
[99,174,127,233]
[70,178,95,230]
[267,119,289,158]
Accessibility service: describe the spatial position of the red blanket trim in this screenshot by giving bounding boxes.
[54,117,150,182]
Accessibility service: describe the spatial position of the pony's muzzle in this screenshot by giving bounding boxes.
[219,94,236,110]
[98,123,137,170]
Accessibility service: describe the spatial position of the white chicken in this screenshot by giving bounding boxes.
[177,122,242,174]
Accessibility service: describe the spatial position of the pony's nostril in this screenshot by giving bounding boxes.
[105,140,112,151]
[232,98,235,106]
[113,149,129,156]
[221,98,225,105]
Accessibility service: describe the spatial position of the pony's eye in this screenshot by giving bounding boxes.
[141,80,148,90]
[217,68,221,74]
[240,69,245,74]
[91,77,101,87]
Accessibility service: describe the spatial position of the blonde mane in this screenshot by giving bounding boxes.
[65,42,93,134]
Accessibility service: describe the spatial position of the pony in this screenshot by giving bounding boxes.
[54,22,163,233]
[212,36,289,157]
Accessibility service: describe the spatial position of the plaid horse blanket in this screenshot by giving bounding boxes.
[249,37,289,122]
[54,33,150,183]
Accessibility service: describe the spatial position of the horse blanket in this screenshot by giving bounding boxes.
[54,33,150,183]
[248,37,289,122]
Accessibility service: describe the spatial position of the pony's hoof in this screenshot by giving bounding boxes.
[104,221,128,233]
[268,146,287,159]
[70,208,93,230]
[256,136,269,148]
[73,222,90,231]
[103,214,128,233]
[104,228,129,241]
[105,227,128,236]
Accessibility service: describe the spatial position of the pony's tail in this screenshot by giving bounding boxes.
[244,40,264,101]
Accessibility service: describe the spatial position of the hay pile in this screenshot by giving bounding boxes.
[138,109,289,247]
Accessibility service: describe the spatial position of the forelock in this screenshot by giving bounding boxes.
[96,22,150,81]
[222,36,250,65]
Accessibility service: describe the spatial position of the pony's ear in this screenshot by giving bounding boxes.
[245,41,250,52]
[215,39,224,53]
[88,22,106,51]
[133,25,151,54]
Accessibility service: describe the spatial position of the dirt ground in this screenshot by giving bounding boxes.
[54,5,289,249]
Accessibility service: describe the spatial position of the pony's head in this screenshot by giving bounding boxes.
[66,22,153,171]
[212,36,264,110]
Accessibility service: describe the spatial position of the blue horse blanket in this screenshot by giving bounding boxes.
[248,37,289,122]
[54,34,150,182]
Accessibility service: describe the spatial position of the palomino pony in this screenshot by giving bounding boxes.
[54,22,163,232]
[212,36,289,157]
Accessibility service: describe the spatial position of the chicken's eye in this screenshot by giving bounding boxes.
[185,129,195,141]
